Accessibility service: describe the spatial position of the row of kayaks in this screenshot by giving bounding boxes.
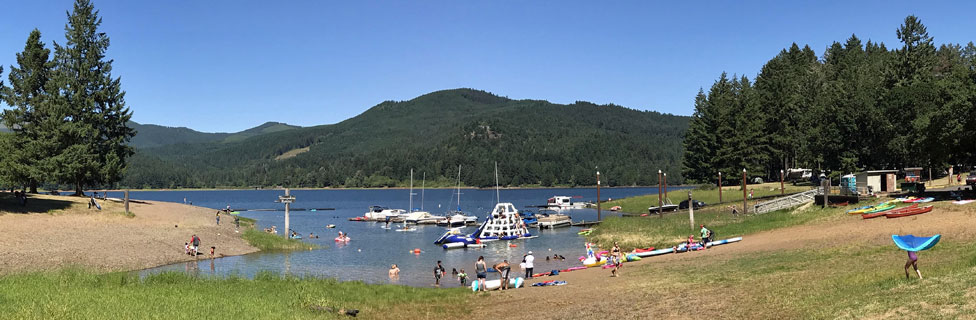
[846,198,935,219]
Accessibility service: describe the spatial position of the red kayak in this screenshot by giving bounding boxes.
[862,203,918,219]
[633,247,656,253]
[885,205,933,218]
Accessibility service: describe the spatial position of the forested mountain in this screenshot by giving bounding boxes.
[122,89,689,189]
[683,16,976,183]
[127,121,299,148]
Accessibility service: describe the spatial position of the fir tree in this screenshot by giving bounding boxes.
[0,30,53,193]
[47,0,135,195]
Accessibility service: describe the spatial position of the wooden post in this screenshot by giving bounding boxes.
[663,173,668,202]
[284,188,290,238]
[742,169,748,215]
[658,170,663,216]
[124,190,129,215]
[596,170,601,221]
[822,179,829,208]
[928,167,932,186]
[688,191,695,230]
[718,172,722,203]
[780,169,785,195]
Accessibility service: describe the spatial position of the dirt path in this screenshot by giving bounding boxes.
[476,203,976,319]
[0,194,257,273]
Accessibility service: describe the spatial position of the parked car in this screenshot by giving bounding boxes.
[967,171,976,187]
[679,200,706,210]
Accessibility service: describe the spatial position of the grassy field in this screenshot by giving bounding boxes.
[606,182,813,215]
[588,202,831,250]
[624,238,976,318]
[241,229,319,251]
[0,269,470,319]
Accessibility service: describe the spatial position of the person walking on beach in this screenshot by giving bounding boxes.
[493,260,511,290]
[905,251,922,279]
[190,234,200,256]
[215,211,221,225]
[475,256,488,291]
[611,242,623,277]
[434,260,446,286]
[700,224,712,249]
[234,215,240,231]
[523,251,535,278]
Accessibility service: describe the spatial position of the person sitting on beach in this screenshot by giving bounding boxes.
[687,235,697,249]
[184,242,190,255]
[458,269,468,286]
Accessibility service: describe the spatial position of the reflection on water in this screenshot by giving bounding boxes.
[123,187,675,287]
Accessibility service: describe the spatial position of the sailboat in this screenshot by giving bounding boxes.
[397,169,418,232]
[404,172,445,224]
[435,165,477,227]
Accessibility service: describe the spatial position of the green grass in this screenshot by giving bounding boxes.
[589,203,832,250]
[606,183,813,214]
[627,239,976,318]
[0,269,470,319]
[242,229,319,251]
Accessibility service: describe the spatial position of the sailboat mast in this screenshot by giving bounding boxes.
[421,172,425,211]
[409,169,414,212]
[456,165,462,211]
[495,162,500,203]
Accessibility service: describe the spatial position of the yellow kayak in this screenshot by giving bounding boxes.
[847,201,889,215]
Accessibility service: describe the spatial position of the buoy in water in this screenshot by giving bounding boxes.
[509,244,517,248]
[413,248,421,254]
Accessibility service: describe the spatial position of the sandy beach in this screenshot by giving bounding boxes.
[478,202,976,319]
[0,194,258,274]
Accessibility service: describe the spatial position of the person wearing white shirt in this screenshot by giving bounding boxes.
[523,251,535,278]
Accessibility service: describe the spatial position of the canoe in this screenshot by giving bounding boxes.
[862,204,918,219]
[470,277,524,291]
[885,205,933,218]
[914,197,935,203]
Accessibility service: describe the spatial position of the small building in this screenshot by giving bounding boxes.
[855,170,898,194]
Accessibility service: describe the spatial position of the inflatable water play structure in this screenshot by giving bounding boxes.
[434,202,532,245]
[892,234,940,251]
[470,277,524,291]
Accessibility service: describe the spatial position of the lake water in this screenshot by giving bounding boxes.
[107,187,673,287]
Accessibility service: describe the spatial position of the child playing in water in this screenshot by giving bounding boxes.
[458,269,468,286]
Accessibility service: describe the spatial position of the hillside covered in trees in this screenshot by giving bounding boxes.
[683,16,976,183]
[123,89,689,189]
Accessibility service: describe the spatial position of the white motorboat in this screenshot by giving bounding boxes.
[404,211,445,224]
[363,206,406,221]
[546,196,587,209]
[436,213,478,227]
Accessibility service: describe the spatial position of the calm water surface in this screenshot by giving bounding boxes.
[108,187,677,287]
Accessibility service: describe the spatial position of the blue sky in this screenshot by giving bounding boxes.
[1,1,975,132]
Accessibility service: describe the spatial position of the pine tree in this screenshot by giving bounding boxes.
[681,89,715,182]
[47,0,135,195]
[0,30,53,193]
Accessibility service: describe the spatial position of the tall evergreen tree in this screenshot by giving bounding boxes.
[0,29,53,193]
[681,89,715,182]
[47,0,135,195]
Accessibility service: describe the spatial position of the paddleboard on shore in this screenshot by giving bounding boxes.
[470,277,524,291]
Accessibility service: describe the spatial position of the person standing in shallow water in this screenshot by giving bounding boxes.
[433,260,446,286]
